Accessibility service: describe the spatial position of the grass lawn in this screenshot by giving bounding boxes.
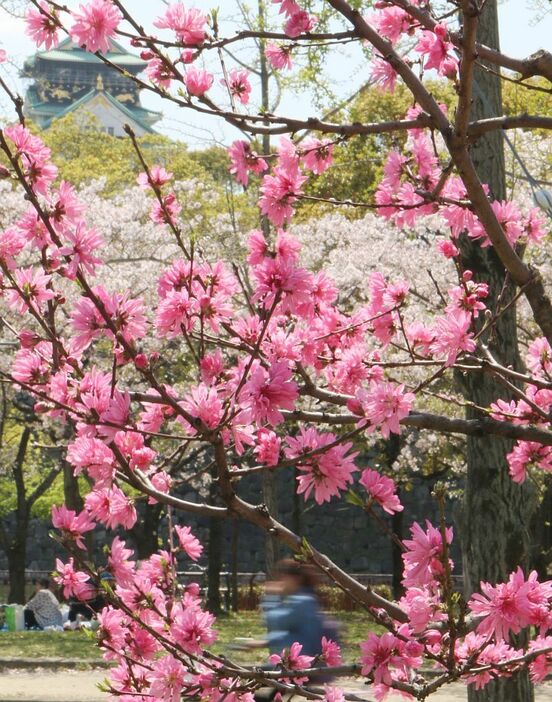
[0,611,379,664]
[0,629,102,660]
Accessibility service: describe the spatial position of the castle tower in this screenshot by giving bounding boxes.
[23,38,161,136]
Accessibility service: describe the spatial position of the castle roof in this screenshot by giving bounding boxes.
[23,37,160,134]
[25,37,146,70]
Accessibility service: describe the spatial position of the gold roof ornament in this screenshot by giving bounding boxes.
[96,74,104,91]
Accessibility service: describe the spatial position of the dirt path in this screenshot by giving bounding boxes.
[2,670,552,701]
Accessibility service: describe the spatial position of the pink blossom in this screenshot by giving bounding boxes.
[98,606,128,655]
[370,57,398,93]
[70,0,122,54]
[170,606,217,654]
[526,337,552,378]
[85,486,137,529]
[240,361,298,426]
[26,1,60,50]
[228,141,268,186]
[137,165,173,190]
[0,228,26,268]
[359,468,403,514]
[185,66,214,96]
[301,138,334,175]
[55,557,92,599]
[175,525,203,560]
[49,181,86,228]
[114,431,156,471]
[272,0,300,17]
[67,436,115,484]
[415,24,458,78]
[456,633,518,689]
[506,441,552,483]
[276,228,302,262]
[4,125,57,196]
[151,192,182,225]
[251,256,313,313]
[51,505,95,549]
[321,637,342,666]
[253,428,281,466]
[155,289,194,337]
[146,57,175,89]
[324,687,345,702]
[149,471,173,504]
[369,7,411,44]
[446,273,488,318]
[183,384,223,429]
[258,162,307,225]
[469,200,524,247]
[99,390,131,439]
[9,267,55,314]
[402,520,453,588]
[181,48,195,63]
[265,43,293,70]
[360,631,422,687]
[469,568,552,641]
[405,321,434,357]
[284,10,317,38]
[108,536,136,588]
[430,309,476,366]
[59,223,103,278]
[269,641,314,676]
[399,587,445,633]
[353,381,414,438]
[12,347,50,387]
[223,69,252,105]
[200,350,225,385]
[528,636,552,683]
[437,240,459,258]
[285,426,358,504]
[154,4,207,45]
[149,655,186,702]
[525,207,547,245]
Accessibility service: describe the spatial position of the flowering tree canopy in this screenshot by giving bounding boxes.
[2,0,552,700]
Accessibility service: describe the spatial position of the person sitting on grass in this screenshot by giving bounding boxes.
[24,578,62,630]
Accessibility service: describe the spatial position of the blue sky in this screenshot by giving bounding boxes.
[0,0,550,147]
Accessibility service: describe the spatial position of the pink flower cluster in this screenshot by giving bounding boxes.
[13,4,552,697]
[273,0,317,37]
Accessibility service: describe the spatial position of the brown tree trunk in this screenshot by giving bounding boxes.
[230,518,239,612]
[7,523,28,604]
[206,468,223,613]
[459,4,535,701]
[206,514,223,613]
[262,471,280,576]
[130,502,164,559]
[391,499,404,600]
[63,459,84,512]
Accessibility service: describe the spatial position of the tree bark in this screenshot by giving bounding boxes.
[262,470,280,576]
[6,522,28,604]
[230,518,239,612]
[63,459,83,512]
[459,3,535,701]
[292,465,302,537]
[130,502,163,559]
[391,499,404,600]
[206,468,223,614]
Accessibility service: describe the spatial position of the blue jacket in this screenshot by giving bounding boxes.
[261,587,324,656]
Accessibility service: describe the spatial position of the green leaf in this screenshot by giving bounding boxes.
[345,489,366,508]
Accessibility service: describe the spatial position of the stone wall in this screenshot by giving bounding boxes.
[1,470,462,578]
